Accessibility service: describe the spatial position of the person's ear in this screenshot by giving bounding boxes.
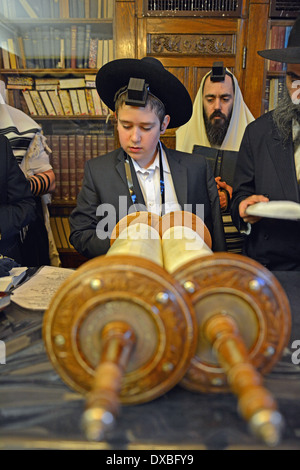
[160,115,170,134]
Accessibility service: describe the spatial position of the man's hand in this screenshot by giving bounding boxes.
[215,177,233,211]
[239,194,269,224]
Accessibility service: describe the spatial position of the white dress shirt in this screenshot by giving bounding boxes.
[131,142,181,215]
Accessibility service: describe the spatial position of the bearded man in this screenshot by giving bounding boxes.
[231,16,300,271]
[176,66,254,253]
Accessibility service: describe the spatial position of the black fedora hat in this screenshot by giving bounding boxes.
[257,16,300,63]
[95,57,193,128]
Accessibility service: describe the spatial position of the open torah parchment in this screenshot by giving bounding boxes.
[245,201,300,220]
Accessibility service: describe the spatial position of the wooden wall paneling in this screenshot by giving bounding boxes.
[243,0,270,118]
[115,1,137,58]
[142,17,245,100]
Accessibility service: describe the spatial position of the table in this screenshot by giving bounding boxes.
[0,271,299,450]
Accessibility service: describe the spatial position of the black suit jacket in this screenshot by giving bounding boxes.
[231,111,300,270]
[0,135,36,262]
[69,144,226,258]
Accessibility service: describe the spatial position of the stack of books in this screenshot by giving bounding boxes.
[6,75,110,118]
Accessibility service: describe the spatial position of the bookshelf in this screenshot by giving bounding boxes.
[0,0,116,268]
[262,19,295,114]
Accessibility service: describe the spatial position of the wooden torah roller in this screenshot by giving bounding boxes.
[161,211,292,446]
[43,212,197,441]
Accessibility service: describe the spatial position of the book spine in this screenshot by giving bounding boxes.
[70,25,77,69]
[97,134,106,156]
[48,90,65,115]
[85,88,95,115]
[59,89,73,115]
[69,89,81,115]
[50,216,63,249]
[92,134,98,159]
[68,134,77,201]
[1,41,10,69]
[59,135,70,200]
[50,134,62,200]
[75,134,85,194]
[39,91,57,116]
[17,36,27,68]
[29,90,47,116]
[55,216,71,248]
[91,88,103,115]
[7,38,18,69]
[19,0,39,18]
[76,25,85,68]
[77,89,89,115]
[85,134,92,162]
[61,217,73,248]
[22,90,37,116]
[83,24,91,68]
[88,38,98,68]
[106,135,115,153]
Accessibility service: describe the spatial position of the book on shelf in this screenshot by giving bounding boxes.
[1,41,10,69]
[7,76,34,87]
[22,90,37,116]
[58,38,65,68]
[50,216,73,249]
[83,24,91,68]
[59,0,69,19]
[85,74,96,87]
[77,0,85,18]
[18,0,39,18]
[59,89,73,115]
[49,134,62,200]
[48,90,65,115]
[59,78,85,89]
[29,90,47,116]
[35,78,59,92]
[76,25,85,69]
[84,0,90,18]
[19,91,31,115]
[7,38,18,69]
[70,24,77,69]
[59,134,70,200]
[97,0,103,18]
[268,25,287,72]
[39,91,57,116]
[17,36,27,68]
[75,134,86,193]
[69,89,81,115]
[91,88,103,115]
[48,133,116,203]
[77,89,89,115]
[90,0,98,18]
[85,88,95,115]
[102,39,109,66]
[22,31,35,68]
[88,38,98,69]
[68,134,77,200]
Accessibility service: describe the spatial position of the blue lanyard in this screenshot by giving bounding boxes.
[124,144,165,214]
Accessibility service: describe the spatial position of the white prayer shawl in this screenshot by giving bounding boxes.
[176,70,255,153]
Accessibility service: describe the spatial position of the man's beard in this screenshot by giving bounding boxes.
[204,110,231,147]
[273,85,300,148]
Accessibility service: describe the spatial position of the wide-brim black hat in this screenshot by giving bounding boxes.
[257,16,300,63]
[96,57,193,128]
